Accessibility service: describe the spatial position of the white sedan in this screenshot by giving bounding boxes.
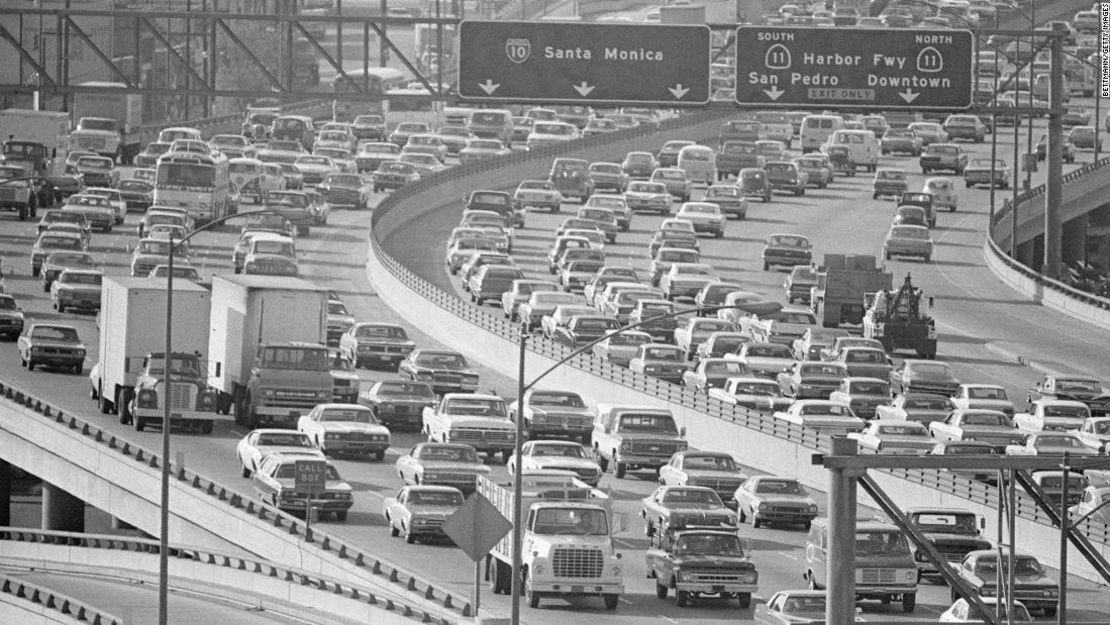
[297,403,392,461]
[234,428,322,478]
[506,440,603,486]
[675,202,726,238]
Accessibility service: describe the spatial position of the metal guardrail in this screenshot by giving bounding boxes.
[990,155,1110,234]
[0,379,472,620]
[0,572,123,625]
[0,528,454,625]
[368,109,1110,548]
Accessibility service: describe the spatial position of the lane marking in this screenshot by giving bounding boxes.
[775,551,798,560]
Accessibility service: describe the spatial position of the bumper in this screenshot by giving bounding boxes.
[675,582,758,595]
[856,586,916,600]
[529,579,624,596]
[616,454,672,469]
[755,509,817,524]
[354,349,410,365]
[132,407,228,422]
[764,255,811,267]
[26,353,84,367]
[323,439,389,453]
[278,498,354,513]
[527,424,592,438]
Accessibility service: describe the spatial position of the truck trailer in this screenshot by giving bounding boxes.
[91,277,218,432]
[0,108,69,177]
[207,274,332,428]
[69,83,143,163]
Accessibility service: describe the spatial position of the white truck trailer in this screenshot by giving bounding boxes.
[92,277,217,430]
[207,274,332,428]
[479,472,625,610]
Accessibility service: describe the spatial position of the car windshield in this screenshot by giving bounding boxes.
[662,488,723,506]
[31,326,79,342]
[444,397,505,417]
[801,364,845,376]
[38,236,82,250]
[684,454,736,470]
[59,272,101,285]
[780,595,826,614]
[618,413,677,433]
[851,381,889,394]
[967,387,1007,400]
[643,346,683,360]
[845,350,886,363]
[747,344,792,358]
[530,392,585,407]
[755,479,805,495]
[410,490,464,506]
[256,432,313,447]
[1056,379,1101,392]
[910,363,953,377]
[414,352,468,369]
[1043,405,1089,419]
[911,512,977,533]
[856,531,910,556]
[259,346,328,371]
[375,382,433,398]
[530,443,586,458]
[973,556,1044,579]
[962,412,1011,427]
[1034,435,1082,448]
[877,423,927,436]
[799,403,852,416]
[878,170,906,180]
[418,445,479,462]
[318,407,377,423]
[905,396,950,410]
[532,508,608,535]
[46,252,94,266]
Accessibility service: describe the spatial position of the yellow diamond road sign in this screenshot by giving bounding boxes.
[442,491,513,563]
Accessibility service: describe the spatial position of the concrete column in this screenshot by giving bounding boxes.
[826,437,858,625]
[0,460,11,527]
[1042,24,1065,279]
[41,483,84,533]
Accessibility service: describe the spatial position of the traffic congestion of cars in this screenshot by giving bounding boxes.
[2,0,1110,621]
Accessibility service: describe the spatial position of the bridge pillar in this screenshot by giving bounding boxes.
[42,483,84,532]
[0,460,11,527]
[826,437,859,625]
[1061,214,1089,269]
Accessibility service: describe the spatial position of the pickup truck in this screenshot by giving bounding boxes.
[422,393,517,462]
[928,408,1024,451]
[1013,399,1091,433]
[905,508,991,578]
[646,529,758,608]
[591,404,687,479]
[714,141,764,179]
[0,165,36,220]
[508,388,593,443]
[1026,374,1110,416]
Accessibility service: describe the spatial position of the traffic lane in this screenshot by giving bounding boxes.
[4,570,320,625]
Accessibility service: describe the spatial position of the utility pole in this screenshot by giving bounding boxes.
[1043,24,1064,280]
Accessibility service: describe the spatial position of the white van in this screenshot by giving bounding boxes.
[676,144,717,186]
[800,114,843,154]
[824,129,880,172]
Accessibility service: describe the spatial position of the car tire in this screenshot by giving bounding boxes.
[615,462,626,479]
[335,511,348,521]
[752,515,761,528]
[655,581,668,599]
[739,592,752,609]
[135,416,145,432]
[25,358,34,371]
[242,465,251,478]
[675,590,690,608]
[902,593,916,613]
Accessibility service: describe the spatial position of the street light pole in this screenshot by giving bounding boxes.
[156,208,285,625]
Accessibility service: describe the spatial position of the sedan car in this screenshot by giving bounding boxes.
[252,453,353,520]
[890,360,960,396]
[850,420,935,454]
[675,202,726,238]
[624,180,672,215]
[640,485,738,537]
[875,392,953,425]
[952,551,1059,616]
[512,179,563,213]
[881,128,923,156]
[872,167,909,200]
[0,294,26,340]
[382,485,465,544]
[507,440,603,486]
[50,268,102,313]
[315,172,372,210]
[398,349,479,395]
[701,184,749,219]
[658,451,748,508]
[938,597,1033,623]
[883,224,933,262]
[395,442,492,493]
[591,330,653,367]
[737,168,773,203]
[762,233,812,271]
[734,475,819,529]
[629,343,690,384]
[234,428,322,477]
[297,403,391,461]
[17,323,85,373]
[963,158,1011,189]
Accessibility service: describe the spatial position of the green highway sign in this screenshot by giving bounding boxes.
[734,27,974,110]
[457,20,711,105]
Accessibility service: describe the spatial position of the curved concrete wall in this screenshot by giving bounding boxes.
[0,602,83,625]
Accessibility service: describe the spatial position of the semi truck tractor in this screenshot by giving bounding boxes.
[207,274,332,428]
[91,277,216,431]
[810,254,893,328]
[479,472,625,610]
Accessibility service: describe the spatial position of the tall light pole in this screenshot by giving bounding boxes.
[157,208,284,625]
[506,300,781,624]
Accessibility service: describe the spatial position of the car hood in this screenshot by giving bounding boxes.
[320,422,389,435]
[416,461,491,474]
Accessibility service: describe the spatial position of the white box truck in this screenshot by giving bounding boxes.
[91,277,218,432]
[479,472,625,610]
[208,274,332,428]
[69,82,143,163]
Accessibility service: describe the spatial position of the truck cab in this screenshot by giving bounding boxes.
[591,404,687,478]
[804,518,918,613]
[241,342,333,428]
[646,529,758,607]
[129,351,219,433]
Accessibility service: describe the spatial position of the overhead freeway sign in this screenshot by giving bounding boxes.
[457,20,711,105]
[733,27,974,110]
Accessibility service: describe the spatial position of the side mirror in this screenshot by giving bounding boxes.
[680,426,687,436]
